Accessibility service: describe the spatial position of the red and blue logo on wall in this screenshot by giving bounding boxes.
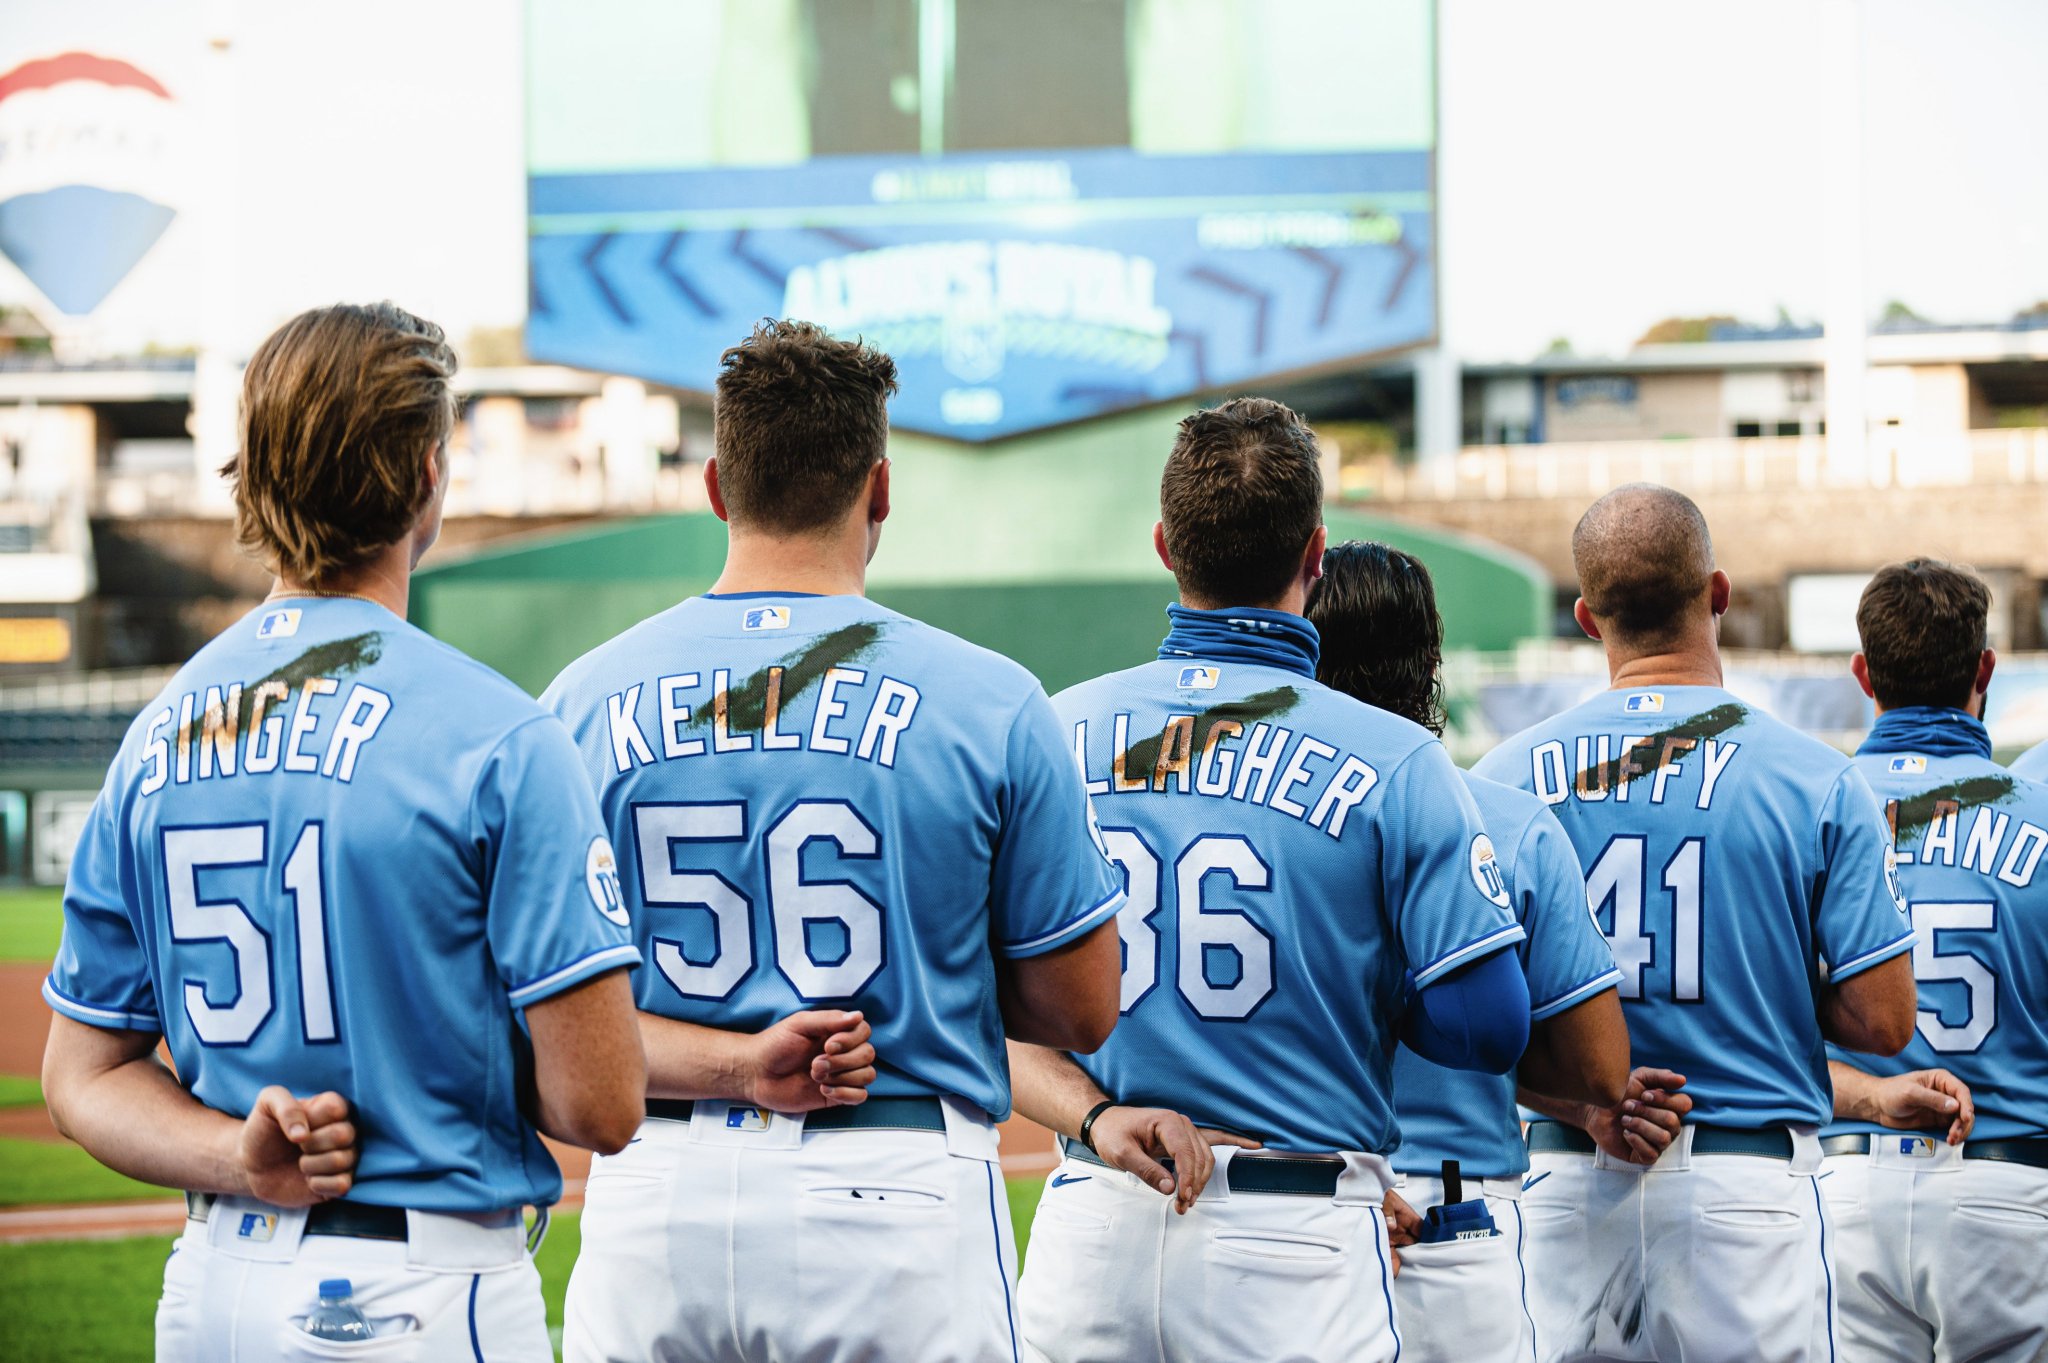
[0,51,179,317]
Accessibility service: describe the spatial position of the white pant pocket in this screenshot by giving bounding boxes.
[1209,1229,1346,1270]
[1955,1198,2048,1227]
[274,1322,423,1362]
[1699,1204,1803,1230]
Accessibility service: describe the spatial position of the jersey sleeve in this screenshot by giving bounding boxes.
[1515,808,1622,1020]
[43,781,160,1033]
[990,688,1126,959]
[1469,738,1530,791]
[2011,740,2048,782]
[1382,743,1526,987]
[1813,765,1916,982]
[471,717,642,1010]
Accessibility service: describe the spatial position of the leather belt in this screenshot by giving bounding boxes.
[1820,1132,2048,1169]
[186,1192,409,1241]
[643,1095,948,1133]
[1527,1122,1796,1159]
[1060,1137,1344,1197]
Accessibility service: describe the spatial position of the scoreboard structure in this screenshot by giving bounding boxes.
[524,0,1437,441]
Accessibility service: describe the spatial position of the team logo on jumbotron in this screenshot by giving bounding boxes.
[586,837,627,926]
[1469,834,1510,908]
[0,52,182,316]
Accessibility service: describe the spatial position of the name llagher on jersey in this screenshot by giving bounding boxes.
[1888,788,2048,887]
[1068,708,1381,840]
[603,665,921,774]
[138,675,392,795]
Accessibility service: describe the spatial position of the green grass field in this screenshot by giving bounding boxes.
[0,1188,1047,1363]
[0,884,63,964]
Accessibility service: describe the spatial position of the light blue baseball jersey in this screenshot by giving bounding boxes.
[2009,739,2048,782]
[1053,630,1526,1155]
[1826,710,2048,1141]
[44,597,638,1212]
[1475,685,1914,1128]
[1392,772,1621,1178]
[541,592,1124,1122]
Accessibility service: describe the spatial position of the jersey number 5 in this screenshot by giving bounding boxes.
[164,822,338,1047]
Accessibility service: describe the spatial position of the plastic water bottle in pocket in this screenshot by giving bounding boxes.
[303,1278,374,1341]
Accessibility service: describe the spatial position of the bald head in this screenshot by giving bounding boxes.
[1572,483,1717,646]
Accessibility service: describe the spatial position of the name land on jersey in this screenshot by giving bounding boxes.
[1067,685,1382,841]
[135,632,394,796]
[1885,771,2048,886]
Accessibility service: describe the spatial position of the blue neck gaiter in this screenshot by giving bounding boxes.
[1157,603,1320,679]
[1859,705,1992,761]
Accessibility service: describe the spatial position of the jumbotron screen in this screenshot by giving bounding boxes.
[525,0,1436,440]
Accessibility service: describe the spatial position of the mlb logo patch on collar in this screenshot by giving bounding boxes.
[1889,755,1928,774]
[725,1105,770,1131]
[255,608,301,640]
[237,1211,278,1242]
[1623,692,1664,714]
[1177,665,1220,690]
[742,606,790,632]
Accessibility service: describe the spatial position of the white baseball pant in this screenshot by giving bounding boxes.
[154,1194,551,1363]
[564,1098,1021,1363]
[1016,1145,1400,1363]
[1391,1170,1539,1363]
[1521,1125,1836,1363]
[1821,1136,2048,1362]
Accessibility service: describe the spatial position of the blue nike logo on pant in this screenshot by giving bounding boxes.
[1051,1172,1092,1189]
[1522,1172,1551,1192]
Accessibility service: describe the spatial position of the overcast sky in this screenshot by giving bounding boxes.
[4,0,2045,361]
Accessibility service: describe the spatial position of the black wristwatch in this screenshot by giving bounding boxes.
[1078,1100,1119,1153]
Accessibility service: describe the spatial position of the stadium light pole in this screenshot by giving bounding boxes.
[1819,0,1870,484]
[189,0,242,515]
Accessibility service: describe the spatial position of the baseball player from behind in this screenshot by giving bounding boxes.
[1305,540,1631,1363]
[544,321,1125,1363]
[39,303,646,1362]
[1012,399,1533,1363]
[1477,484,1919,1363]
[1822,559,2048,1362]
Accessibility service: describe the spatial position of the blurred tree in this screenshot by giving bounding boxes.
[1634,315,1738,346]
[1879,299,1927,326]
[1542,336,1573,355]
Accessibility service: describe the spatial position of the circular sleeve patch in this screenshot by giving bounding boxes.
[1469,834,1511,908]
[586,836,629,926]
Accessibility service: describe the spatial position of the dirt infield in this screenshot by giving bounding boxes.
[0,963,52,1077]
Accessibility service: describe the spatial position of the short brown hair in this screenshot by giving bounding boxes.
[713,319,899,532]
[1159,397,1323,605]
[1572,483,1715,646]
[1857,559,1990,710]
[222,302,456,585]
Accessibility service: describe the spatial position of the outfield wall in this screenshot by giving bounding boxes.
[411,408,1550,694]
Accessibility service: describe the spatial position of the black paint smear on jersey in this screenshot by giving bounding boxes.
[1115,686,1300,783]
[686,622,885,734]
[1889,773,2020,840]
[1568,701,1748,794]
[228,632,387,736]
